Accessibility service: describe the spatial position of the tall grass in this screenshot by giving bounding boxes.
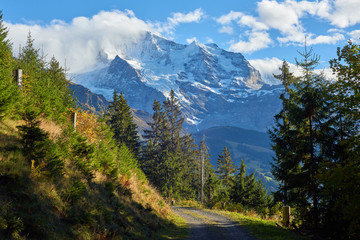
[212,210,309,240]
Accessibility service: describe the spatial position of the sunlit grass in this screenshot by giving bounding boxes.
[210,210,309,240]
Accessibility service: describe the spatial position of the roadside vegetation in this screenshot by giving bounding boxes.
[212,210,308,240]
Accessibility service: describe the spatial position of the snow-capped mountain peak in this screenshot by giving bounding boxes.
[73,31,282,132]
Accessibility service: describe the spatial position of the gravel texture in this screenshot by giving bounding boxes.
[172,207,257,240]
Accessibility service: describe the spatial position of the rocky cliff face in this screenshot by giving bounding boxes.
[73,32,282,132]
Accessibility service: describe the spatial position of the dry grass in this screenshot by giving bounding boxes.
[39,119,63,140]
[128,173,171,218]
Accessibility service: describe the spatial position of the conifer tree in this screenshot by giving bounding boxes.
[141,100,168,189]
[230,159,271,213]
[0,11,18,118]
[141,91,198,199]
[107,91,140,157]
[16,33,73,120]
[269,61,307,207]
[270,46,329,230]
[294,46,329,229]
[215,146,237,189]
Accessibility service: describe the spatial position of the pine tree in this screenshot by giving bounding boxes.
[269,61,307,208]
[215,146,237,189]
[0,11,19,118]
[44,56,74,118]
[107,91,140,157]
[294,45,329,230]
[141,100,167,188]
[270,46,330,231]
[141,91,198,199]
[230,159,271,214]
[16,33,73,120]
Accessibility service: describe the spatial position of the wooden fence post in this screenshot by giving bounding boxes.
[71,112,77,130]
[283,206,291,227]
[16,69,22,88]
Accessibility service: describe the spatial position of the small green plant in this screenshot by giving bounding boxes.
[63,179,87,203]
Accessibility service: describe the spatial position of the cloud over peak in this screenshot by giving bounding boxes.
[6,9,206,73]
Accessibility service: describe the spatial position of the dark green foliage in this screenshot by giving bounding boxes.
[141,90,199,199]
[270,42,360,239]
[70,133,95,180]
[17,110,48,164]
[107,91,140,157]
[16,33,74,122]
[270,46,330,231]
[231,171,271,215]
[0,11,19,118]
[213,158,271,215]
[318,41,360,239]
[269,61,308,209]
[216,146,237,189]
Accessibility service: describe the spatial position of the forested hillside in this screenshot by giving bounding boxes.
[0,12,181,239]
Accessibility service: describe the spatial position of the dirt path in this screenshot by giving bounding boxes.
[172,207,257,240]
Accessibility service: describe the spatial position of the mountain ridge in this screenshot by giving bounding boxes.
[72,31,283,133]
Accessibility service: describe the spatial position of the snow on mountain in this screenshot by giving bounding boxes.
[72,31,283,132]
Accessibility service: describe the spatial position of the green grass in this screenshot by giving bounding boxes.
[156,213,189,239]
[210,210,309,240]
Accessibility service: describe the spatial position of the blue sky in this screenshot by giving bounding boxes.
[2,0,360,78]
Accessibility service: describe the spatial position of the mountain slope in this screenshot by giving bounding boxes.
[73,32,283,133]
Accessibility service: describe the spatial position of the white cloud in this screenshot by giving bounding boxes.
[327,28,346,33]
[169,8,204,24]
[307,32,345,45]
[156,8,205,36]
[186,37,198,44]
[329,0,360,28]
[5,9,205,73]
[258,0,302,34]
[229,31,272,53]
[7,10,153,73]
[216,1,352,52]
[219,26,234,34]
[238,15,268,31]
[349,29,360,43]
[249,57,301,84]
[216,11,243,25]
[249,57,335,85]
[255,0,352,45]
[206,37,214,43]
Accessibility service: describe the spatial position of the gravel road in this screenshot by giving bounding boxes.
[172,207,257,240]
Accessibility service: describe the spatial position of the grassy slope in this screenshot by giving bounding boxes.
[0,118,186,240]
